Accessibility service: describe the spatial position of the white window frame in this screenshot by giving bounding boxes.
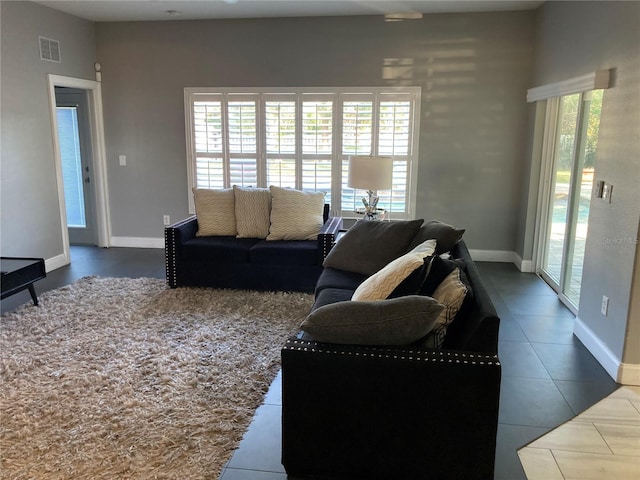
[184,87,421,219]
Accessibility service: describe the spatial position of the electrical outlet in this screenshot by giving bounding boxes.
[163,215,171,226]
[601,295,609,316]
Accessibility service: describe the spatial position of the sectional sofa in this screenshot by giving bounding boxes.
[281,219,502,480]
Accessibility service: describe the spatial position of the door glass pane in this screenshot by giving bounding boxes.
[56,106,86,228]
[564,90,603,305]
[543,94,579,285]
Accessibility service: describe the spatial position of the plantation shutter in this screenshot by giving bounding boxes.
[193,99,224,189]
[265,99,296,188]
[341,99,373,212]
[302,100,333,204]
[185,87,420,218]
[379,99,411,214]
[227,98,258,186]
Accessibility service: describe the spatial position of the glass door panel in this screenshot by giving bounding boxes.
[56,106,87,228]
[563,90,602,305]
[540,90,602,310]
[542,94,579,286]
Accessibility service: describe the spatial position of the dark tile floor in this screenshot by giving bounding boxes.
[0,247,620,479]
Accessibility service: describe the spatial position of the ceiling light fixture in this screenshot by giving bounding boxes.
[164,9,182,16]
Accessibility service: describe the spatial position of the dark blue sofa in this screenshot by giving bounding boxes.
[281,239,501,479]
[164,204,343,292]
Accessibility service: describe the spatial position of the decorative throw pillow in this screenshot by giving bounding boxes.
[352,239,437,302]
[192,187,236,237]
[300,295,445,345]
[322,219,424,276]
[352,253,425,302]
[266,186,325,241]
[408,220,465,255]
[419,255,466,296]
[388,255,434,298]
[233,186,271,239]
[420,268,468,349]
[407,238,437,257]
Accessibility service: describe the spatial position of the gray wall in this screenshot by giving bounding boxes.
[2,0,637,371]
[95,12,534,249]
[527,1,640,365]
[0,1,95,260]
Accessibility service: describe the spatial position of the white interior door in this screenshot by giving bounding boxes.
[47,74,111,266]
[55,88,97,245]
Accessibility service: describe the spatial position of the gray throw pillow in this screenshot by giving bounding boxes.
[408,220,465,255]
[300,295,444,345]
[323,219,424,276]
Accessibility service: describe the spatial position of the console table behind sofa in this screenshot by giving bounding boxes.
[165,204,343,293]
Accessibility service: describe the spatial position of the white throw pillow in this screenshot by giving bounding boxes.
[407,238,437,257]
[192,187,236,237]
[352,252,425,301]
[233,186,271,239]
[267,186,325,241]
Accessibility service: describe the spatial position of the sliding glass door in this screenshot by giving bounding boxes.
[540,90,602,309]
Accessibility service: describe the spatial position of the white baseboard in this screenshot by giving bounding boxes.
[574,315,626,383]
[45,253,69,272]
[514,252,534,273]
[110,236,164,249]
[468,249,534,273]
[468,249,517,264]
[618,362,640,386]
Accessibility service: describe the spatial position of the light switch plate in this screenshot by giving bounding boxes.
[595,180,605,198]
[602,183,613,203]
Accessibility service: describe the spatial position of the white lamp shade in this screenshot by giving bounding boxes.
[347,156,393,191]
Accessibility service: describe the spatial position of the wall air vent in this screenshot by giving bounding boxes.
[39,36,61,62]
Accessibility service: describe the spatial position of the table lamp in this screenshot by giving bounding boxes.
[347,155,393,220]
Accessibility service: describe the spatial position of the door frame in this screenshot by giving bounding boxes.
[55,88,98,245]
[528,70,610,315]
[47,74,111,264]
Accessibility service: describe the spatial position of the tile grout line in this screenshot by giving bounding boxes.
[592,421,620,456]
[548,448,568,480]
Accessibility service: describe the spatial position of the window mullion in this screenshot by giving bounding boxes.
[372,93,381,155]
[221,95,231,188]
[257,95,266,187]
[186,93,197,203]
[295,94,303,189]
[332,96,343,215]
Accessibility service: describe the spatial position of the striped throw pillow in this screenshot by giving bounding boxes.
[193,188,236,237]
[233,186,271,239]
[266,186,325,241]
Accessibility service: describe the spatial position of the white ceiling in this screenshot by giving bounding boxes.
[34,0,544,22]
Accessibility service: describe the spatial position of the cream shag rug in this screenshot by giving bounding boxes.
[0,277,313,479]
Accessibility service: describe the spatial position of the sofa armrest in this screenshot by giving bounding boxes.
[317,216,343,262]
[164,216,197,287]
[281,338,501,479]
